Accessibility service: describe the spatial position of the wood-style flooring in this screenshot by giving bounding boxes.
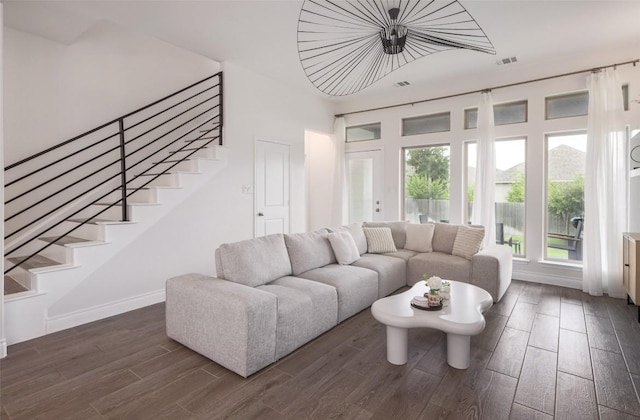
[2,280,640,419]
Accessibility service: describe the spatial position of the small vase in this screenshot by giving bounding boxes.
[427,292,441,307]
[440,284,451,300]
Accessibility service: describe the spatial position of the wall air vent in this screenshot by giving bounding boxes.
[496,56,518,66]
[395,81,411,87]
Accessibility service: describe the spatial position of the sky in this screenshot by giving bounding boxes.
[467,134,586,171]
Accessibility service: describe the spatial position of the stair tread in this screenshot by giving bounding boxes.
[95,201,155,206]
[4,276,28,295]
[7,255,61,270]
[68,218,132,225]
[40,236,91,246]
[169,147,212,152]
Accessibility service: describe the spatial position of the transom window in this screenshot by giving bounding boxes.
[345,123,381,142]
[465,100,528,129]
[402,112,451,136]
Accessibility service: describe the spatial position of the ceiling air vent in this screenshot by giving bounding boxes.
[395,81,411,87]
[496,56,518,66]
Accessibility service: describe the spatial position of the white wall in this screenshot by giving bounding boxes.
[48,61,334,317]
[305,130,339,231]
[339,46,640,290]
[1,2,7,359]
[4,21,220,165]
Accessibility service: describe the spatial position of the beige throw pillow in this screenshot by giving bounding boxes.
[452,225,485,259]
[327,231,360,265]
[404,223,435,253]
[363,227,397,253]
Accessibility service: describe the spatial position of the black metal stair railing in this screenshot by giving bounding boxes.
[4,72,223,275]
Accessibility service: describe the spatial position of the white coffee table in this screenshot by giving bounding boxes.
[371,280,492,369]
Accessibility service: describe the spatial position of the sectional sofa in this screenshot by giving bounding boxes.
[165,221,512,377]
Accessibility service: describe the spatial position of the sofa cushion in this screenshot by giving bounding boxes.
[258,277,338,359]
[432,222,459,254]
[352,254,406,298]
[363,227,397,253]
[407,252,472,285]
[327,231,360,265]
[297,264,378,323]
[329,223,367,256]
[363,221,408,249]
[404,223,435,253]
[452,225,485,259]
[285,229,336,276]
[384,249,419,261]
[267,276,338,336]
[215,234,292,287]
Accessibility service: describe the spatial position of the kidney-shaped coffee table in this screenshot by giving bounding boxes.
[371,280,493,369]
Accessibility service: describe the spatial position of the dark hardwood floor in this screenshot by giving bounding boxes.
[2,280,640,419]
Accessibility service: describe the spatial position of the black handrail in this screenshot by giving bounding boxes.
[4,72,223,275]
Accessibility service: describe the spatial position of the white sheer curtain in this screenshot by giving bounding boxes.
[583,68,627,297]
[331,117,347,226]
[471,91,496,247]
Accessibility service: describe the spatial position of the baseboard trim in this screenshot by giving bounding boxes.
[512,270,582,290]
[46,289,166,334]
[0,338,7,358]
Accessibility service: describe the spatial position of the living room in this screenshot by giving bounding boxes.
[2,0,640,418]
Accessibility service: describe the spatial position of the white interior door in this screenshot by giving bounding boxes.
[345,150,384,223]
[255,140,290,237]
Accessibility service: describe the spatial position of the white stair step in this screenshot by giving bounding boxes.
[68,218,134,225]
[129,173,178,188]
[168,146,219,160]
[104,188,157,204]
[7,254,63,271]
[60,220,106,241]
[151,159,196,172]
[4,275,29,295]
[38,235,106,248]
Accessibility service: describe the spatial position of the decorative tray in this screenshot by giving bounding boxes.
[411,302,443,311]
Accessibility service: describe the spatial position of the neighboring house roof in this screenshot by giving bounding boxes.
[547,145,586,181]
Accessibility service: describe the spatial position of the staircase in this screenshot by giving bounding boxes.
[3,72,226,344]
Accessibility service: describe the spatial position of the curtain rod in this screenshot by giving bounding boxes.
[334,58,639,118]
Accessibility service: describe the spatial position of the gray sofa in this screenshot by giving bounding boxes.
[166,221,512,377]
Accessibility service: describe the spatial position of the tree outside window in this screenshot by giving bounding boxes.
[404,146,450,223]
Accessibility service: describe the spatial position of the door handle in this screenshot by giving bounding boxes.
[258,212,264,216]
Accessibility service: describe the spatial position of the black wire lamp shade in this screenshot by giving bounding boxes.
[297,0,496,96]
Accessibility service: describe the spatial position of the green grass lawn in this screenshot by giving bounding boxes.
[504,234,569,259]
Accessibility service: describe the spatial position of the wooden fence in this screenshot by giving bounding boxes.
[405,199,579,236]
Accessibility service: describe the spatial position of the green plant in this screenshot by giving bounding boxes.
[406,147,449,183]
[506,172,525,203]
[548,174,584,234]
[406,174,449,199]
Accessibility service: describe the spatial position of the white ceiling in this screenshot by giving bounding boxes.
[5,0,640,108]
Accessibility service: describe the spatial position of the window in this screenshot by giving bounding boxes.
[545,133,586,262]
[402,113,450,136]
[546,92,589,120]
[346,123,381,142]
[465,100,528,129]
[403,145,450,223]
[466,138,526,256]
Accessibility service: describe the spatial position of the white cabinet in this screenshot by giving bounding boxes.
[623,232,640,322]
